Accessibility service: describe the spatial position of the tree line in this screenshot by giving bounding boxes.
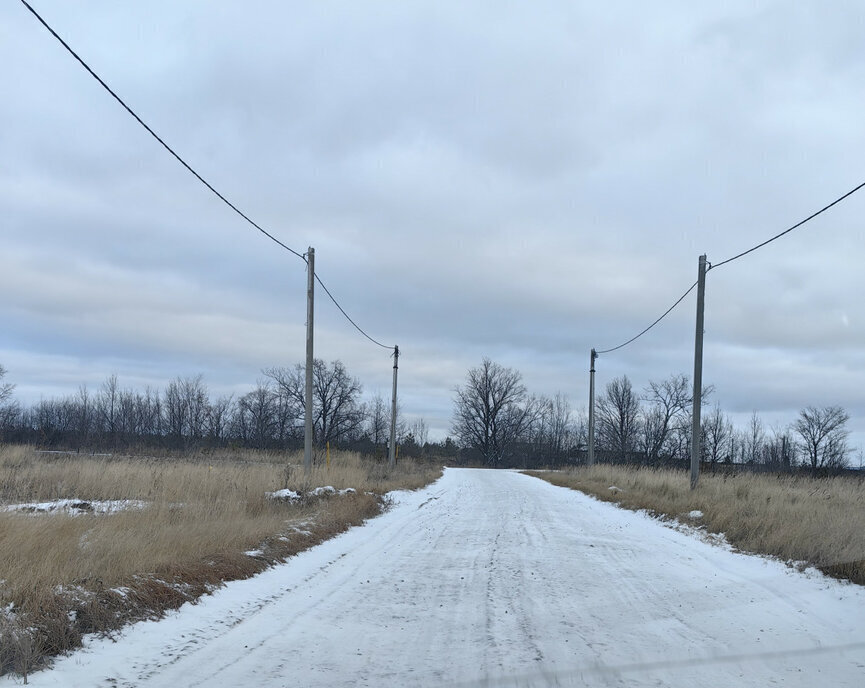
[451,358,856,471]
[0,362,438,456]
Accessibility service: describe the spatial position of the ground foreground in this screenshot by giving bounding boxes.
[5,468,865,687]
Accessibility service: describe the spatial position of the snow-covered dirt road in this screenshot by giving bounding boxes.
[8,468,865,687]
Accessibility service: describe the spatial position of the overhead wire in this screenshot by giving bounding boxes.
[19,0,305,262]
[20,0,396,351]
[314,273,393,350]
[595,178,865,356]
[711,179,865,270]
[594,280,698,355]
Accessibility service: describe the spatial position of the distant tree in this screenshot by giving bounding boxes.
[0,364,14,405]
[596,376,640,460]
[640,374,691,463]
[547,392,573,461]
[742,411,765,465]
[702,404,733,465]
[452,358,536,467]
[206,395,234,445]
[265,359,364,447]
[97,374,120,443]
[238,381,277,448]
[762,425,795,470]
[408,417,429,448]
[365,393,389,450]
[793,405,850,470]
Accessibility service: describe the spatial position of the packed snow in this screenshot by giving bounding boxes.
[5,468,865,687]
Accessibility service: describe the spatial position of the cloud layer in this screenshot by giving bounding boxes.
[2,1,865,447]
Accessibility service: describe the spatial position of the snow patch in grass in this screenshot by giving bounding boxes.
[266,489,301,501]
[3,499,147,516]
[688,510,704,519]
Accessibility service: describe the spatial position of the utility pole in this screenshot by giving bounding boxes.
[388,345,399,469]
[304,247,315,473]
[690,254,707,490]
[587,348,597,466]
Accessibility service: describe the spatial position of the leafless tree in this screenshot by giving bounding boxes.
[206,395,234,445]
[762,425,795,470]
[452,358,536,466]
[97,374,120,442]
[365,393,389,449]
[640,374,691,463]
[702,404,733,465]
[0,364,14,405]
[596,376,640,460]
[547,392,572,459]
[237,381,277,448]
[743,411,765,465]
[265,359,364,446]
[409,417,429,447]
[793,405,850,470]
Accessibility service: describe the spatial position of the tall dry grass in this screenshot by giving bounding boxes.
[0,445,441,677]
[528,465,865,585]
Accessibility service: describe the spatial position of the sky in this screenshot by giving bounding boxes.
[2,1,864,450]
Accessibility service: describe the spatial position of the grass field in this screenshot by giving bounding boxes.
[0,445,442,679]
[527,465,865,587]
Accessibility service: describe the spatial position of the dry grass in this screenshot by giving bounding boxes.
[527,465,865,586]
[0,445,441,678]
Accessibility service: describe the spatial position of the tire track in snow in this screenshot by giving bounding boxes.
[8,469,865,688]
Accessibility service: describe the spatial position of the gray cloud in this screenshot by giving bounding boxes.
[2,0,865,447]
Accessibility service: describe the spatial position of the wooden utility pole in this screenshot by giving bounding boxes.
[304,247,315,472]
[690,254,707,490]
[587,348,597,466]
[388,345,399,469]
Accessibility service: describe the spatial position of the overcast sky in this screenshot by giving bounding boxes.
[2,1,864,449]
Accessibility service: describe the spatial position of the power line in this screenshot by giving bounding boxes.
[19,0,305,262]
[595,178,865,354]
[314,273,393,350]
[22,0,395,352]
[711,179,865,270]
[595,280,698,355]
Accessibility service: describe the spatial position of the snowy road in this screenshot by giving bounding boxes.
[10,468,865,687]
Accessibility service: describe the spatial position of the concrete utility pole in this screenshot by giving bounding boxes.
[304,247,315,473]
[690,254,707,490]
[388,345,399,469]
[587,348,597,466]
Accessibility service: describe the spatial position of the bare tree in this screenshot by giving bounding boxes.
[548,392,572,460]
[596,376,640,460]
[97,374,120,443]
[640,374,691,463]
[0,364,14,405]
[365,393,389,449]
[265,360,364,446]
[238,381,277,448]
[452,358,535,466]
[793,405,850,470]
[206,395,234,445]
[762,425,795,470]
[743,411,765,465]
[409,417,429,448]
[702,404,733,465]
